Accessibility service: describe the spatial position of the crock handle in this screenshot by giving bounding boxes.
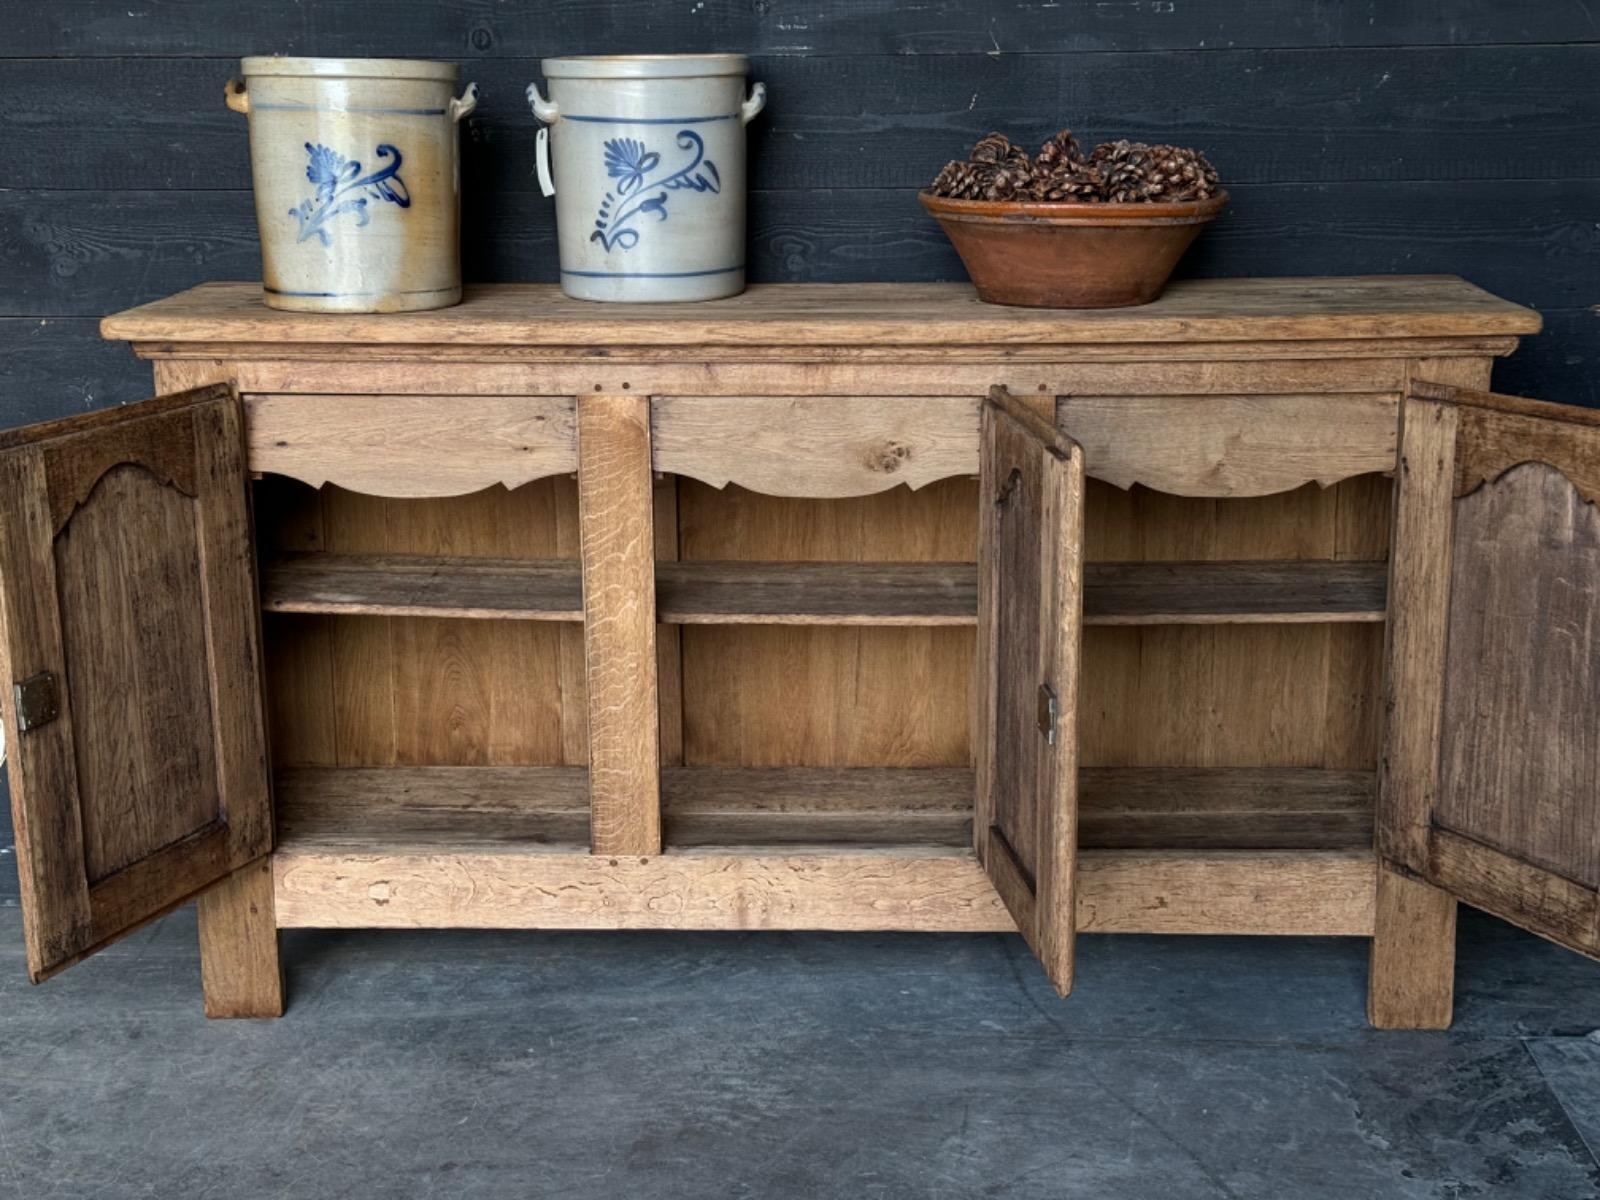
[740,82,767,125]
[526,82,559,124]
[450,82,479,123]
[224,78,249,115]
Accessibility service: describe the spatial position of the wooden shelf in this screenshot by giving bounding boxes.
[262,554,1387,627]
[1082,561,1386,625]
[662,765,1373,851]
[261,554,584,621]
[271,765,1374,936]
[274,764,1373,854]
[276,765,592,852]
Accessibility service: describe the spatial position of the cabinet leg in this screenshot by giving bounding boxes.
[197,858,284,1019]
[1367,863,1456,1029]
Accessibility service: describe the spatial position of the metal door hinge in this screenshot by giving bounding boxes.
[1037,683,1058,745]
[13,671,60,733]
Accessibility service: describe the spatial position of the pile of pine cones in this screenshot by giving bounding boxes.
[929,130,1220,204]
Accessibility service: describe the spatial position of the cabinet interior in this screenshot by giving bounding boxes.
[253,470,1390,866]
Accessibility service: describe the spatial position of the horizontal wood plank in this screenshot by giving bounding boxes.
[244,394,576,498]
[15,183,1575,322]
[6,50,1598,192]
[652,394,978,496]
[271,765,1376,933]
[12,6,1595,58]
[102,277,1539,348]
[272,763,1373,852]
[273,843,1375,936]
[1058,393,1398,497]
[261,555,1388,626]
[262,555,585,621]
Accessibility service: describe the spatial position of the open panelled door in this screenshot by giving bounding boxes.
[1384,379,1600,959]
[0,384,271,982]
[976,387,1086,996]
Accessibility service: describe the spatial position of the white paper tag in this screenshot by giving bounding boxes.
[536,127,555,198]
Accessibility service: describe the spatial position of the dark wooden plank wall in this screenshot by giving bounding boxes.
[0,3,1596,884]
[0,1,1595,433]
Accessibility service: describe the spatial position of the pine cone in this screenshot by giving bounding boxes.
[1090,139,1220,202]
[1030,162,1104,202]
[931,129,1218,204]
[985,161,1034,201]
[1034,129,1084,173]
[970,131,1031,171]
[1144,144,1220,201]
[928,158,999,200]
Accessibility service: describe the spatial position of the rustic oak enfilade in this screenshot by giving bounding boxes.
[1,275,1581,1024]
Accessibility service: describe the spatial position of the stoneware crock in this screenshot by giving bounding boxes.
[919,190,1229,308]
[528,55,766,303]
[226,57,478,312]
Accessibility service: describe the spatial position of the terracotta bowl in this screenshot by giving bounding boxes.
[919,189,1229,308]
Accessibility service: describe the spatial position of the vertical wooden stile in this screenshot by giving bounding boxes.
[1370,378,1461,1028]
[578,393,662,855]
[1378,392,1459,871]
[152,361,288,1017]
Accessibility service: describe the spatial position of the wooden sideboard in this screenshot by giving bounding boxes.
[6,276,1596,1029]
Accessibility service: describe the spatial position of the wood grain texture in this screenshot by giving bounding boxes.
[262,554,585,622]
[653,395,978,496]
[259,555,1386,627]
[977,388,1084,995]
[271,763,1373,853]
[196,858,283,1019]
[273,843,1376,937]
[0,386,272,980]
[30,181,1588,321]
[10,49,1598,191]
[1438,462,1600,890]
[1454,405,1600,507]
[244,394,576,498]
[1367,864,1457,1030]
[201,356,1451,393]
[14,9,1599,57]
[1078,479,1382,772]
[251,479,585,772]
[678,480,977,768]
[1428,828,1600,958]
[51,462,219,880]
[1057,393,1397,497]
[1377,396,1459,872]
[102,278,1539,349]
[578,393,661,855]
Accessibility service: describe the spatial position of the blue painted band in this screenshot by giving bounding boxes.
[263,285,458,298]
[252,103,449,115]
[562,113,737,125]
[561,266,743,279]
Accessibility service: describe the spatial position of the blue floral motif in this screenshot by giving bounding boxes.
[602,138,660,195]
[289,142,411,247]
[591,130,721,253]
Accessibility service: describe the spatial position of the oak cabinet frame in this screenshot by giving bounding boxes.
[0,277,1565,1026]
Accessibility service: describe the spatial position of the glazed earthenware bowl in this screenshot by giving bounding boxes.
[918,190,1229,308]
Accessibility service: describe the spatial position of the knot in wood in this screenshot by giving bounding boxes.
[864,441,913,474]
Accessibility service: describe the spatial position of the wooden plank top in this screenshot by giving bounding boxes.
[102,277,1540,348]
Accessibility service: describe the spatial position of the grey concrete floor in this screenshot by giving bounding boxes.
[0,901,1596,1199]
